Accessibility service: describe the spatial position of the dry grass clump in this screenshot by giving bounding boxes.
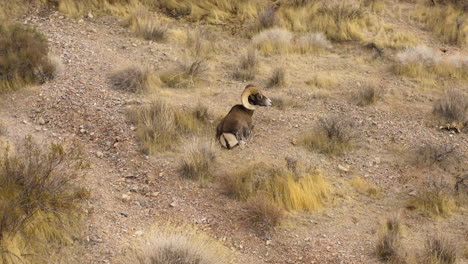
[221,162,330,212]
[422,236,458,264]
[362,0,385,13]
[295,33,332,53]
[159,59,208,88]
[432,90,467,131]
[374,27,419,49]
[270,96,296,110]
[233,49,258,81]
[375,216,405,262]
[245,194,285,229]
[305,73,338,89]
[128,100,211,154]
[186,29,216,59]
[0,123,5,136]
[351,176,382,198]
[301,116,357,155]
[394,45,468,80]
[412,5,467,46]
[179,139,215,186]
[266,68,286,88]
[252,28,293,55]
[0,137,88,264]
[409,186,457,218]
[412,143,458,169]
[128,225,233,264]
[354,84,385,106]
[125,8,168,41]
[0,23,58,93]
[109,66,157,93]
[248,3,279,35]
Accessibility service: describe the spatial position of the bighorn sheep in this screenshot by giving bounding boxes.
[216,85,272,149]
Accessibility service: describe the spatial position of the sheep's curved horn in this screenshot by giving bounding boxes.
[241,85,259,110]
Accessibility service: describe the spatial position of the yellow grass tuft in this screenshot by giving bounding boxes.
[350,176,382,198]
[221,162,330,212]
[109,66,158,93]
[422,236,458,264]
[252,28,293,55]
[375,216,405,262]
[159,59,208,88]
[127,224,234,264]
[245,194,285,229]
[125,8,168,41]
[305,73,338,89]
[179,138,216,186]
[409,188,457,218]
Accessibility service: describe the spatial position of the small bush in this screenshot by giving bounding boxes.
[433,90,467,130]
[270,96,296,110]
[354,84,384,106]
[179,139,216,186]
[233,49,258,81]
[245,194,285,229]
[128,225,233,264]
[0,23,57,92]
[128,100,211,154]
[186,29,216,59]
[252,28,293,55]
[409,186,457,218]
[351,176,382,198]
[362,0,385,13]
[0,137,88,263]
[375,216,404,262]
[295,33,332,53]
[412,143,458,168]
[248,3,279,34]
[125,9,167,41]
[109,66,157,93]
[221,163,330,211]
[267,68,286,88]
[305,73,338,89]
[159,59,208,88]
[422,236,458,264]
[394,45,468,80]
[301,116,357,155]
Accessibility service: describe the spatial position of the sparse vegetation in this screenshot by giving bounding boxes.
[375,216,404,262]
[252,28,293,55]
[354,84,384,106]
[270,96,296,110]
[179,139,216,186]
[245,194,285,229]
[432,90,467,131]
[186,29,216,59]
[109,66,157,93]
[306,73,338,89]
[0,137,88,264]
[301,116,357,155]
[351,176,382,198]
[128,225,233,264]
[0,23,58,92]
[409,185,457,218]
[159,59,208,88]
[266,68,286,88]
[394,45,468,80]
[233,49,258,81]
[295,33,332,54]
[125,8,167,41]
[221,162,330,211]
[128,100,211,154]
[422,236,458,264]
[412,143,458,169]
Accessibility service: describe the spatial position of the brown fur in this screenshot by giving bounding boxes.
[216,104,254,142]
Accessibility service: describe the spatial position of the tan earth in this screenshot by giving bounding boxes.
[0,2,467,264]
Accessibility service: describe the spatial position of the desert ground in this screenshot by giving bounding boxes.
[0,0,467,263]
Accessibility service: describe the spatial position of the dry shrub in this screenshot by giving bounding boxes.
[233,48,258,81]
[0,137,88,264]
[354,84,384,106]
[422,236,458,264]
[351,176,382,198]
[179,139,215,186]
[159,59,208,88]
[125,8,167,41]
[295,33,332,53]
[305,73,338,89]
[0,23,58,93]
[267,68,286,88]
[412,5,467,46]
[248,3,279,34]
[109,66,157,93]
[186,29,216,59]
[374,27,419,49]
[51,0,136,17]
[432,90,467,130]
[362,0,385,13]
[394,45,468,80]
[301,116,357,155]
[245,194,284,229]
[375,216,404,262]
[128,100,211,154]
[412,143,458,169]
[252,28,293,55]
[409,186,457,218]
[128,225,233,264]
[221,162,330,211]
[270,96,296,110]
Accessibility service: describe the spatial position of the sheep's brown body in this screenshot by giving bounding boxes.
[216,85,271,149]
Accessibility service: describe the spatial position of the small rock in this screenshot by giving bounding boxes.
[291,139,298,145]
[134,230,143,236]
[150,192,159,197]
[338,164,350,172]
[121,194,130,201]
[170,201,178,207]
[129,185,138,192]
[409,190,418,197]
[130,126,136,131]
[38,117,46,125]
[120,211,129,217]
[96,151,104,158]
[266,240,272,245]
[87,12,94,19]
[22,120,29,124]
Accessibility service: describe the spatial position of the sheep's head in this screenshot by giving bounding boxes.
[241,85,272,110]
